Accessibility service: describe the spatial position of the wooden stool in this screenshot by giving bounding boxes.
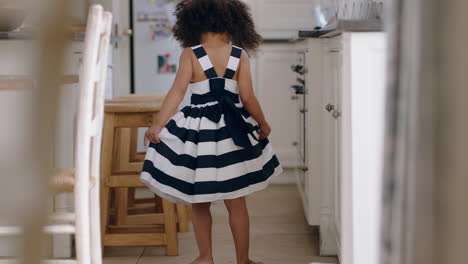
[107,95,191,233]
[100,100,178,255]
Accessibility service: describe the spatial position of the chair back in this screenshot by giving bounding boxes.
[74,5,112,264]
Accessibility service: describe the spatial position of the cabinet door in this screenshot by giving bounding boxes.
[319,43,342,256]
[329,51,342,238]
[340,33,387,264]
[296,51,307,163]
[255,44,301,167]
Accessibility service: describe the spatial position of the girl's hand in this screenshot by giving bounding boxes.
[142,48,193,148]
[258,123,271,140]
[144,124,163,146]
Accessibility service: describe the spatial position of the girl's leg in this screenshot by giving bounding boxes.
[191,202,214,264]
[224,197,263,264]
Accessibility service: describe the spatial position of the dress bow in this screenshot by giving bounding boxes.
[208,78,257,149]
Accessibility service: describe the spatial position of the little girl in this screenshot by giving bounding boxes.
[140,0,282,263]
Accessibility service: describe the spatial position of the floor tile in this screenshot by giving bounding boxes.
[103,256,142,264]
[136,184,339,264]
[104,246,144,257]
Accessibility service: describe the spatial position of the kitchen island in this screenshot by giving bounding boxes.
[292,25,387,263]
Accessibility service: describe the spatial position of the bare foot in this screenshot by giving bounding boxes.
[191,256,214,264]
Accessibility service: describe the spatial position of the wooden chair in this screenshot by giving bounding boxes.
[106,94,191,233]
[0,5,111,264]
[100,100,178,256]
[44,5,113,264]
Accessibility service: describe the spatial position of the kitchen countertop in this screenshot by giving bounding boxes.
[0,30,85,41]
[0,31,33,40]
[298,19,383,39]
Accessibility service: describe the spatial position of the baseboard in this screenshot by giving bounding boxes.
[319,215,340,256]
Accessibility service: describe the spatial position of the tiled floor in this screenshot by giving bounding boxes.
[103,185,339,264]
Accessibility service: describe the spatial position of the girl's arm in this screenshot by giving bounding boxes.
[238,50,271,139]
[145,48,193,144]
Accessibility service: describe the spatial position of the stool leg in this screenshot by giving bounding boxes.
[176,204,189,232]
[113,128,132,171]
[162,199,178,256]
[99,184,110,249]
[100,113,115,249]
[187,205,192,220]
[127,128,139,208]
[127,188,136,207]
[129,127,139,161]
[154,194,163,213]
[115,188,129,225]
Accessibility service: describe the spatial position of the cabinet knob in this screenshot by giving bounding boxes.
[291,85,305,94]
[325,103,335,112]
[331,110,341,119]
[291,65,306,75]
[300,108,308,114]
[292,141,299,146]
[122,28,133,36]
[291,95,299,100]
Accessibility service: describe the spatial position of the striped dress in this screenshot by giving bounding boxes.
[140,44,283,205]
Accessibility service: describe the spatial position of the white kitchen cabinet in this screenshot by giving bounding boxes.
[243,0,317,39]
[295,36,342,256]
[339,32,386,264]
[294,39,324,228]
[253,43,304,169]
[297,32,387,260]
[319,36,343,256]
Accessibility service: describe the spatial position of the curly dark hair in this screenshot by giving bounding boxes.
[172,0,262,52]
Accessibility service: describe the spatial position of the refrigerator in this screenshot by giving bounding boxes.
[131,0,190,107]
[131,0,190,150]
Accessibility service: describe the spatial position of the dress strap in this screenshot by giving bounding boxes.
[191,45,218,79]
[223,45,243,79]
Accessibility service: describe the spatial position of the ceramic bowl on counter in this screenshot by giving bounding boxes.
[313,5,337,30]
[0,8,27,32]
